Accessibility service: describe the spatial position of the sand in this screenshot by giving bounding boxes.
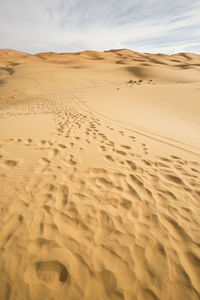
[0,48,200,300]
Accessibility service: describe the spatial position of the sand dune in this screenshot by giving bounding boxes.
[0,48,200,300]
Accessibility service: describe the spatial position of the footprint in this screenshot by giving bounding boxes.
[162,173,183,186]
[39,140,46,145]
[120,198,132,209]
[0,160,18,169]
[48,148,59,159]
[121,145,131,150]
[118,131,124,135]
[30,260,69,285]
[142,159,152,166]
[129,136,136,141]
[115,150,126,156]
[158,157,171,163]
[96,177,113,189]
[126,160,137,170]
[99,269,124,299]
[58,144,66,149]
[100,145,106,152]
[55,184,69,209]
[99,211,115,230]
[100,269,117,294]
[38,158,51,165]
[0,214,23,247]
[105,155,115,162]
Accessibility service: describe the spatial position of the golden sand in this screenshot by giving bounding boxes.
[0,49,200,300]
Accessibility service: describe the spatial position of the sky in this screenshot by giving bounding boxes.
[0,0,200,54]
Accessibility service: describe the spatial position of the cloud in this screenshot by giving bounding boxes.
[0,0,200,54]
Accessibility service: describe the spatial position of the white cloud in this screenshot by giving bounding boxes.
[0,0,200,54]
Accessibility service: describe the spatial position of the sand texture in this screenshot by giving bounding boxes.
[0,49,200,300]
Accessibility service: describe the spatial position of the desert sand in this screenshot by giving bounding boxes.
[0,48,200,300]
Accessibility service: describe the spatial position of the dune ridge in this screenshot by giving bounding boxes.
[0,48,200,300]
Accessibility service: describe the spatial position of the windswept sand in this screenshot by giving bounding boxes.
[0,48,200,300]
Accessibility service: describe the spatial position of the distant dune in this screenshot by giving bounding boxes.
[0,48,200,300]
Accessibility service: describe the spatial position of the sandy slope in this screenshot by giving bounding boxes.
[0,48,200,300]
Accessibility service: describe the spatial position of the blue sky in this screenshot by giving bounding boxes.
[0,0,200,54]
